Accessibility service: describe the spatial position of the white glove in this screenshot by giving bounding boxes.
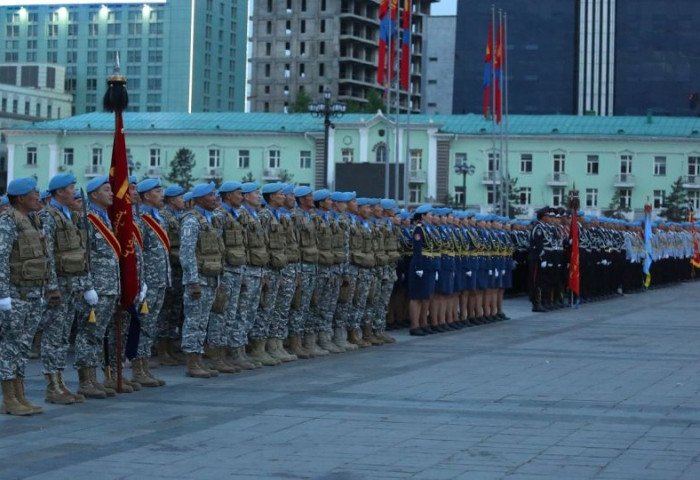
[83,289,99,306]
[502,269,506,275]
[466,271,472,277]
[138,283,148,303]
[415,270,424,278]
[435,272,439,281]
[494,270,499,277]
[540,261,547,268]
[0,297,11,311]
[488,269,493,276]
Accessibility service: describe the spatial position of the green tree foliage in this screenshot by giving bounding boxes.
[166,148,196,191]
[288,89,311,113]
[241,172,255,183]
[659,176,689,222]
[605,188,632,220]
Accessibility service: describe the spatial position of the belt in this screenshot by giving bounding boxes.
[422,252,440,257]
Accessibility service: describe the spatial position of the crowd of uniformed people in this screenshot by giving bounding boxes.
[0,173,697,416]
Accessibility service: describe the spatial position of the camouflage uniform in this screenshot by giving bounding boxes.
[270,208,298,340]
[180,207,224,354]
[158,206,183,341]
[251,206,284,340]
[310,210,340,335]
[373,219,400,331]
[39,201,90,375]
[333,211,354,329]
[349,217,376,329]
[0,209,49,380]
[289,208,318,336]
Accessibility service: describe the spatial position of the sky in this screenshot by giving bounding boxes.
[431,0,457,15]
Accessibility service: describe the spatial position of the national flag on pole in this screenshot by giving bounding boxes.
[400,0,412,90]
[483,22,493,119]
[568,209,580,296]
[108,111,139,309]
[378,0,398,85]
[643,204,653,287]
[690,210,700,268]
[494,20,504,124]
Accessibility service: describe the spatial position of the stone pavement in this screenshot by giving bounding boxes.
[2,282,700,480]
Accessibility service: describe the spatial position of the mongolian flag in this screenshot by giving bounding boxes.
[377,0,398,85]
[568,209,580,296]
[400,0,412,90]
[483,22,493,119]
[494,20,505,124]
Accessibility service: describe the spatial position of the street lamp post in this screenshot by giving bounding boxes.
[454,159,476,208]
[308,88,346,188]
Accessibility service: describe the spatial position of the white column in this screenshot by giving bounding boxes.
[6,143,14,183]
[48,143,59,180]
[359,127,369,163]
[427,128,438,200]
[327,131,335,190]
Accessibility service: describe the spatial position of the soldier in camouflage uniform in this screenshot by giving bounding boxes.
[348,198,377,347]
[180,182,225,378]
[0,177,51,416]
[360,199,385,345]
[131,178,170,387]
[330,192,358,351]
[156,185,186,366]
[39,173,90,405]
[74,176,120,399]
[374,199,399,343]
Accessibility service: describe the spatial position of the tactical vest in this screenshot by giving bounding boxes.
[282,214,300,263]
[48,206,88,276]
[384,222,401,264]
[315,214,335,266]
[266,210,287,269]
[8,209,49,287]
[165,212,181,267]
[373,221,388,267]
[243,209,269,267]
[222,208,247,266]
[349,221,375,268]
[296,211,319,264]
[191,210,224,277]
[331,217,346,264]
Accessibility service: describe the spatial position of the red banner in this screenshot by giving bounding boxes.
[568,209,580,296]
[691,211,700,268]
[400,0,411,90]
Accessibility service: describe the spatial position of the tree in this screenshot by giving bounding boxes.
[288,89,311,113]
[659,176,689,222]
[604,189,632,220]
[278,169,294,183]
[241,172,255,183]
[505,177,525,217]
[365,88,386,114]
[166,148,196,191]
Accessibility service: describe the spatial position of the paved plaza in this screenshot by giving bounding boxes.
[1,283,700,480]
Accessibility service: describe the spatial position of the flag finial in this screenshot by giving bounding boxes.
[104,52,128,113]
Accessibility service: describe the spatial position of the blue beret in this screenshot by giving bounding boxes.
[282,183,294,195]
[346,191,357,201]
[415,204,432,214]
[48,173,76,192]
[399,210,411,221]
[164,185,185,198]
[0,195,7,206]
[262,183,284,194]
[330,192,345,202]
[366,198,379,206]
[219,181,242,194]
[137,177,162,194]
[40,190,52,200]
[294,186,313,198]
[356,197,369,206]
[7,177,38,196]
[380,199,397,210]
[313,189,331,201]
[241,182,259,194]
[129,175,138,185]
[86,175,110,194]
[73,191,83,200]
[183,192,193,202]
[191,182,216,199]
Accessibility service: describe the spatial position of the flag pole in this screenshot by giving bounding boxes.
[403,0,413,209]
[498,9,505,215]
[393,2,401,201]
[503,11,510,217]
[490,5,498,214]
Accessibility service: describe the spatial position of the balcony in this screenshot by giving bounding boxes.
[481,171,502,184]
[682,175,700,189]
[202,167,223,179]
[613,173,635,187]
[85,165,104,177]
[145,166,162,178]
[409,170,426,183]
[546,172,569,186]
[263,167,282,180]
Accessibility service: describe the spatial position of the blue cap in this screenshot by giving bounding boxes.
[282,183,295,195]
[137,177,162,194]
[86,175,110,194]
[262,182,284,194]
[294,186,313,198]
[219,181,242,194]
[48,173,76,192]
[164,185,185,198]
[73,191,82,200]
[241,182,259,194]
[191,182,216,199]
[40,190,51,200]
[0,195,7,206]
[7,177,38,196]
[313,189,331,201]
[129,175,138,185]
[380,199,397,210]
[330,192,345,202]
[366,198,379,206]
[356,197,369,206]
[183,192,193,202]
[415,204,432,214]
[346,191,357,201]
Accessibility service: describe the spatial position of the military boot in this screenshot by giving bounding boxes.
[132,358,160,387]
[77,368,106,399]
[91,368,116,397]
[376,329,396,344]
[45,374,74,405]
[275,338,298,362]
[268,338,297,362]
[196,353,219,377]
[362,326,384,346]
[157,340,180,367]
[185,353,211,378]
[333,327,358,351]
[103,376,134,394]
[1,379,33,416]
[230,346,260,370]
[142,357,166,386]
[58,370,84,403]
[208,347,239,374]
[248,338,280,366]
[347,328,371,348]
[318,331,344,354]
[286,335,313,359]
[303,333,329,356]
[14,377,43,414]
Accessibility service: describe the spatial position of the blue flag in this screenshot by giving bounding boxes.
[643,209,653,287]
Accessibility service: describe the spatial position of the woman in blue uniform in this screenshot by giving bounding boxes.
[408,204,437,336]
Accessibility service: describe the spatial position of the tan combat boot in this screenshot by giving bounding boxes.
[104,376,134,394]
[197,352,219,377]
[45,374,74,405]
[376,329,396,344]
[362,326,384,346]
[318,331,344,354]
[166,339,187,365]
[286,335,313,359]
[208,347,239,374]
[142,357,166,386]
[230,346,260,370]
[157,340,180,367]
[14,377,43,414]
[132,358,159,387]
[347,328,371,348]
[58,370,85,403]
[77,368,106,399]
[303,333,329,356]
[248,338,280,366]
[91,368,116,397]
[185,353,211,378]
[333,327,358,351]
[272,338,297,362]
[1,379,33,416]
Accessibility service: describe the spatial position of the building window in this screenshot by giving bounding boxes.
[620,154,632,174]
[689,190,700,210]
[299,150,311,169]
[486,185,496,205]
[519,187,531,206]
[552,187,565,207]
[341,148,354,163]
[409,184,421,203]
[586,155,599,175]
[92,147,102,166]
[553,153,565,173]
[149,148,161,167]
[653,156,666,176]
[688,156,700,177]
[653,190,665,209]
[375,145,387,163]
[26,147,37,166]
[410,149,423,171]
[209,149,220,168]
[237,150,249,168]
[520,154,532,173]
[585,188,598,207]
[63,148,74,166]
[453,186,464,206]
[619,188,632,209]
[268,149,280,168]
[487,152,500,173]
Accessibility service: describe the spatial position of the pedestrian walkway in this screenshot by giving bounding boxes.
[2,283,700,480]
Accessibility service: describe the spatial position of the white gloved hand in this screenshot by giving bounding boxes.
[488,269,493,276]
[138,283,148,303]
[0,297,11,311]
[415,270,424,278]
[502,269,506,275]
[494,270,499,277]
[540,261,547,268]
[83,289,99,306]
[466,271,472,277]
[435,272,439,281]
